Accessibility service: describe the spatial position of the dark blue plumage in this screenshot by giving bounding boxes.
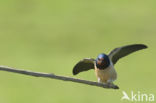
[96,53,110,70]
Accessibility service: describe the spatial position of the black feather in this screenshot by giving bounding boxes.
[109,44,148,65]
[73,58,95,75]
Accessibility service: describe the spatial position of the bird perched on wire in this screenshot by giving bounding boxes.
[72,44,147,87]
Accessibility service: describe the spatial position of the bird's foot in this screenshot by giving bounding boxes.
[107,82,119,89]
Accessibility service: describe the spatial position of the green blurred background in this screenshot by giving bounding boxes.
[0,0,155,103]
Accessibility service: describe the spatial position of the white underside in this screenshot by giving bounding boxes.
[95,62,117,84]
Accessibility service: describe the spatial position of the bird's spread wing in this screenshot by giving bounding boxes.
[108,44,148,65]
[73,58,95,75]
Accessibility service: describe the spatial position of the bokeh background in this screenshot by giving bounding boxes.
[0,0,155,103]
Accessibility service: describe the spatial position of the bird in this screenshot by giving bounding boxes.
[72,44,148,87]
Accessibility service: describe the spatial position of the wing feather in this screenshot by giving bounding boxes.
[72,58,95,75]
[109,44,148,65]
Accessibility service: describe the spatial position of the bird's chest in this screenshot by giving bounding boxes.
[95,64,117,83]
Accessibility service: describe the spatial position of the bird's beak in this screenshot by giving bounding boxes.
[97,58,104,65]
[97,60,102,65]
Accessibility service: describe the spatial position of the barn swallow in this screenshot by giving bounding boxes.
[72,44,147,87]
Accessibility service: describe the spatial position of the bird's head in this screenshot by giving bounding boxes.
[96,53,110,69]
